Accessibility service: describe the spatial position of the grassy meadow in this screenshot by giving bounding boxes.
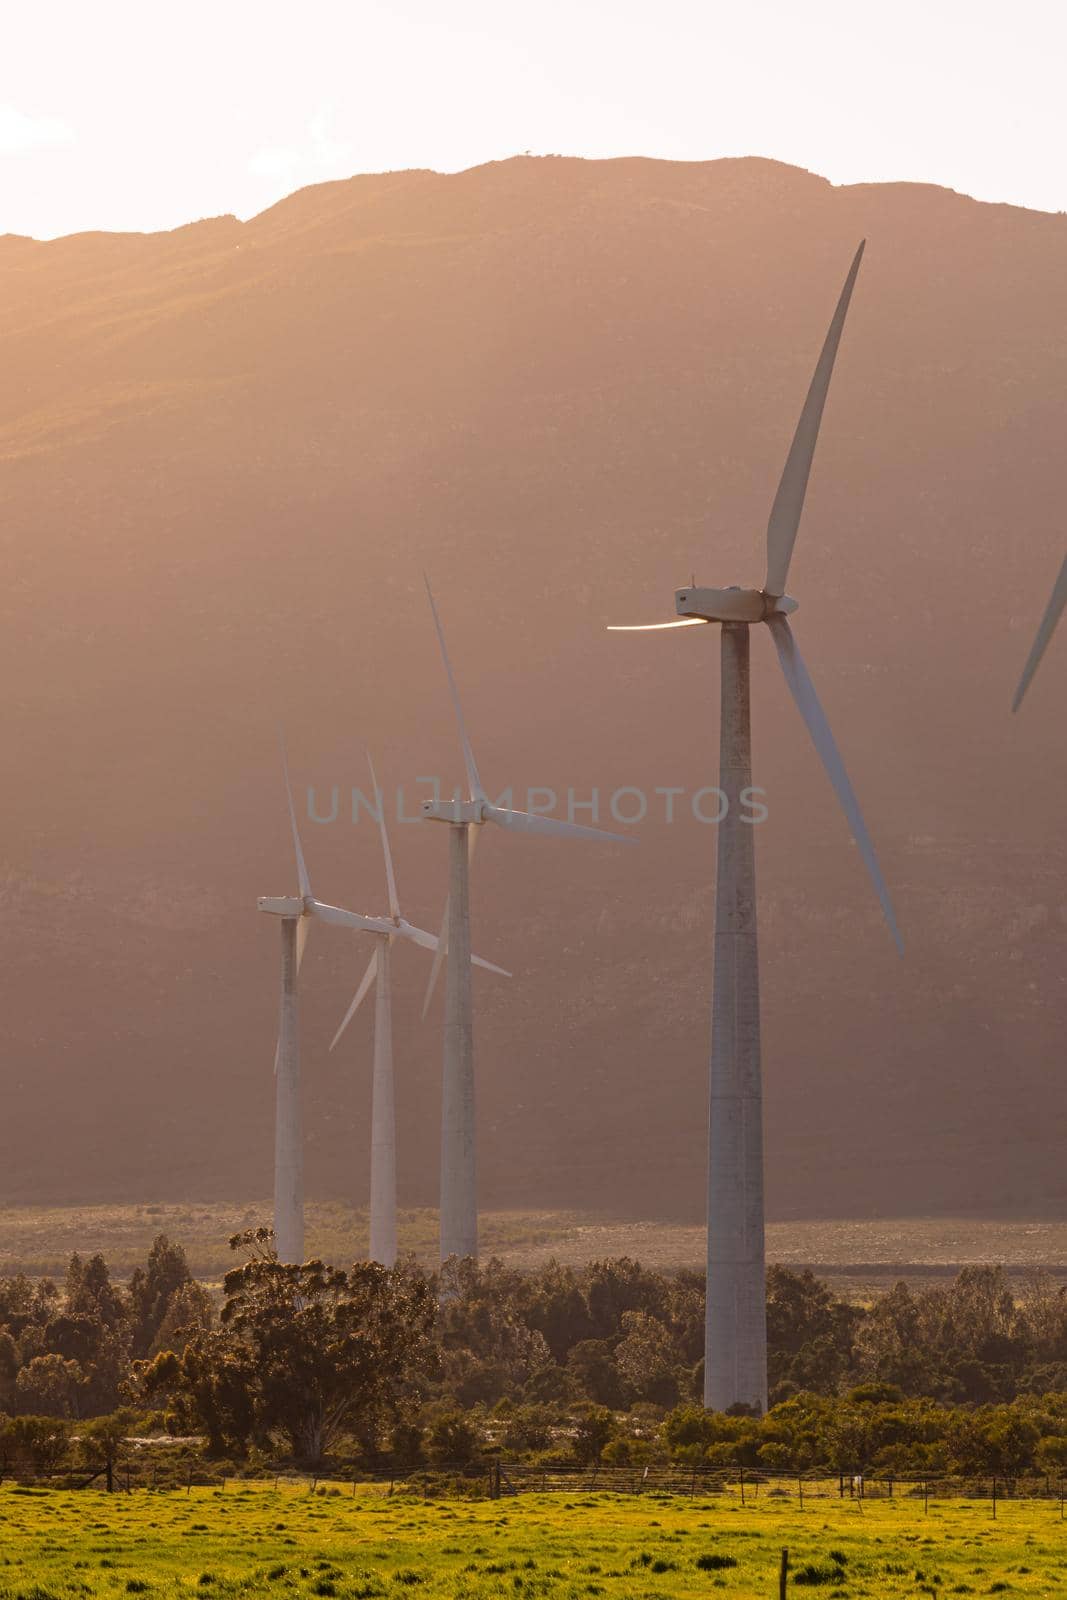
[1,1481,1065,1599]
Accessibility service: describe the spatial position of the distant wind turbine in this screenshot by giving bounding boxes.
[421,576,634,1263]
[258,747,396,1264]
[329,753,508,1267]
[1012,553,1067,711]
[610,241,902,1413]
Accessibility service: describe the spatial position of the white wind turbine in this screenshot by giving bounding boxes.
[258,749,397,1264]
[1012,553,1067,711]
[421,576,634,1263]
[328,753,509,1267]
[610,241,902,1413]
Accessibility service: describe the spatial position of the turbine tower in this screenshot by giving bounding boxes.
[258,749,396,1264]
[610,242,901,1413]
[1012,553,1067,711]
[329,754,508,1267]
[421,577,633,1263]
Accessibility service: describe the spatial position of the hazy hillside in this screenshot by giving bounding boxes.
[0,155,1063,1222]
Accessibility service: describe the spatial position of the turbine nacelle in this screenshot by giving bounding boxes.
[258,895,306,917]
[675,586,799,623]
[423,797,486,825]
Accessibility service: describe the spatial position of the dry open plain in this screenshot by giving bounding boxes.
[1,1205,1064,1297]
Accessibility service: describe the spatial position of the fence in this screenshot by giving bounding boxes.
[5,1456,1067,1516]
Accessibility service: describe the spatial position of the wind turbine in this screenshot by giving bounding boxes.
[328,754,509,1267]
[1012,553,1067,711]
[258,749,397,1264]
[610,241,901,1413]
[421,576,634,1263]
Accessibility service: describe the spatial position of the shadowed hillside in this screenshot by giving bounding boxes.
[0,155,1063,1220]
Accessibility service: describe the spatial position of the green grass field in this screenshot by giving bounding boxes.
[1,1481,1064,1599]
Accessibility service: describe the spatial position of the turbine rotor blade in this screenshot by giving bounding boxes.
[1012,552,1067,712]
[330,946,379,1052]
[484,804,635,844]
[767,614,902,954]
[765,241,865,596]
[399,917,510,976]
[396,918,440,954]
[295,915,310,972]
[367,751,401,918]
[309,900,394,935]
[421,900,449,1019]
[424,574,484,801]
[607,619,710,631]
[280,736,312,899]
[472,952,511,977]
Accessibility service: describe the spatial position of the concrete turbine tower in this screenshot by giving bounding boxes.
[1013,553,1067,711]
[329,753,509,1267]
[421,577,634,1263]
[258,747,397,1264]
[610,242,902,1413]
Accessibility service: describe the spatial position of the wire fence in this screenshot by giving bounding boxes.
[8,1457,1066,1518]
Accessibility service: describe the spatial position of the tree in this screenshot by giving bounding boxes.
[146,1231,438,1463]
[129,1235,192,1358]
[573,1404,616,1466]
[566,1339,626,1408]
[613,1311,682,1406]
[426,1409,478,1465]
[6,1415,68,1477]
[150,1280,213,1357]
[15,1354,84,1418]
[78,1408,137,1491]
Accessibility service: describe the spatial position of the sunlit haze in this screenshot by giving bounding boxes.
[5,0,1067,239]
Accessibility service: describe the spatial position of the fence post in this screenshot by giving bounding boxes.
[797,1475,804,1510]
[992,1476,997,1520]
[923,1478,928,1514]
[838,1473,843,1499]
[779,1548,789,1599]
[739,1464,745,1507]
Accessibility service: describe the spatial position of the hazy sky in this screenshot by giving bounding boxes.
[5,0,1065,239]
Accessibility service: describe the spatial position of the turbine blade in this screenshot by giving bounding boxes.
[607,619,709,631]
[280,736,312,900]
[400,918,510,976]
[367,751,400,918]
[472,952,512,977]
[295,915,310,972]
[421,826,480,1017]
[1012,552,1067,712]
[765,242,865,596]
[484,804,635,844]
[424,574,484,801]
[421,901,449,1019]
[309,900,394,935]
[330,946,379,1052]
[767,615,902,954]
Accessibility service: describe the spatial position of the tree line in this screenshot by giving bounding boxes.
[2,1230,1067,1477]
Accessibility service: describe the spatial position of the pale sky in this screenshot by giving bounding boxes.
[4,0,1066,240]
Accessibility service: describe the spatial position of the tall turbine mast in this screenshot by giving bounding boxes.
[422,578,634,1263]
[611,242,901,1412]
[329,753,508,1267]
[258,744,396,1263]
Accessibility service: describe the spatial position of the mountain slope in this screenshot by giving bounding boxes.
[0,155,1063,1221]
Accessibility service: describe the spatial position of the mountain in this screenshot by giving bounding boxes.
[0,155,1064,1223]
